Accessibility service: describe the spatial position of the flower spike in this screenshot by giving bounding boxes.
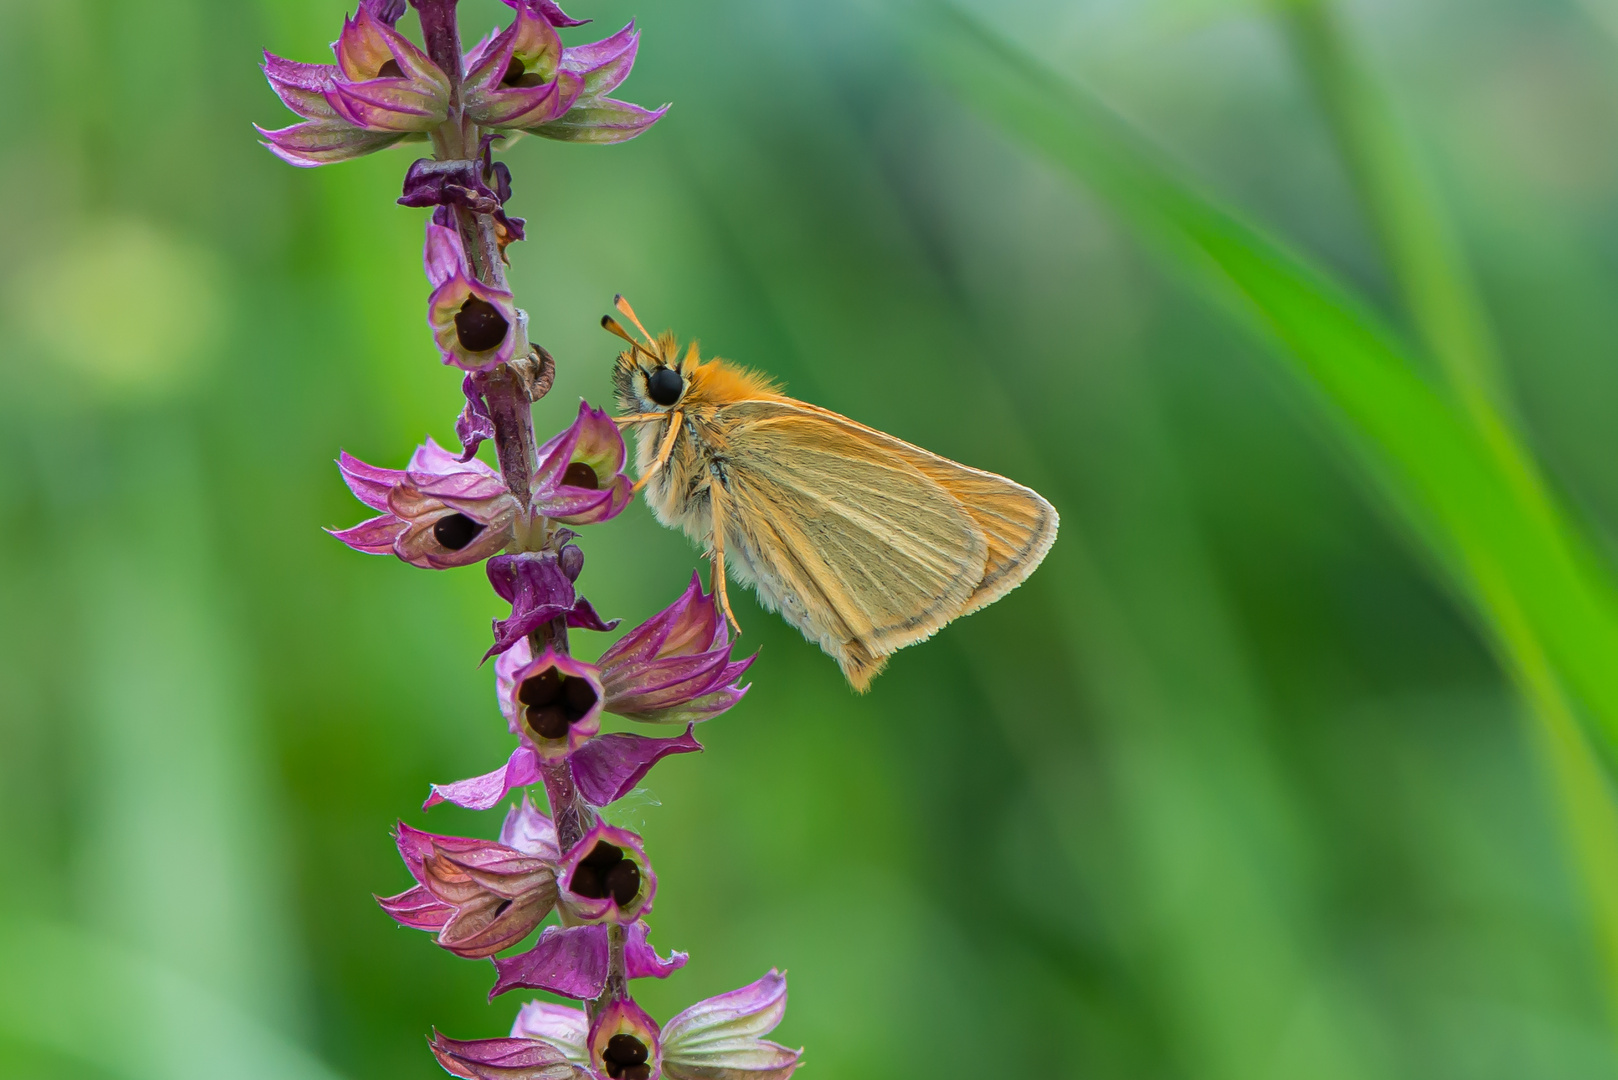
[264,4,801,1072]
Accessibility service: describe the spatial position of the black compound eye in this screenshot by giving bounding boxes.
[646,367,683,406]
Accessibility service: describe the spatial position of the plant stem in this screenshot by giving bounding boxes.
[410,0,623,1015]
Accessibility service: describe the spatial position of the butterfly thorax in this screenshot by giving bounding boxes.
[614,338,783,545]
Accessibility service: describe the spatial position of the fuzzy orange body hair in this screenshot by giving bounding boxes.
[682,350,783,407]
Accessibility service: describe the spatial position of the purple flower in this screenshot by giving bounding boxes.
[462,2,579,130]
[460,2,663,144]
[502,646,606,760]
[423,641,702,809]
[378,818,558,958]
[531,402,634,525]
[500,0,588,28]
[478,973,801,1080]
[557,820,655,924]
[486,549,617,660]
[586,997,662,1080]
[597,573,753,724]
[528,31,666,145]
[425,221,521,371]
[489,919,687,1000]
[257,2,449,166]
[497,639,707,800]
[331,439,525,569]
[431,1031,587,1080]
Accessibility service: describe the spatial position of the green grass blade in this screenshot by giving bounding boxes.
[1281,0,1507,415]
[901,0,1618,767]
[1279,0,1618,1027]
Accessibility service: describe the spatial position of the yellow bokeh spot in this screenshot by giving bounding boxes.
[10,217,223,397]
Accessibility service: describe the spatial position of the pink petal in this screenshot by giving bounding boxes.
[491,924,609,1000]
[425,746,542,811]
[570,728,702,807]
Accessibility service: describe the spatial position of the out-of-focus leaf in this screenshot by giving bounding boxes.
[0,919,349,1080]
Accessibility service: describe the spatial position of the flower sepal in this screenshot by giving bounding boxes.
[557,820,654,925]
[531,401,633,525]
[331,439,522,569]
[425,221,522,371]
[378,820,558,958]
[597,572,753,724]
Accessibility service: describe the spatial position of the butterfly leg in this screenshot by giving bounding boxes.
[631,411,683,494]
[706,475,742,637]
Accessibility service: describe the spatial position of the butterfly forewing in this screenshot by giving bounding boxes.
[710,401,990,688]
[736,400,1058,610]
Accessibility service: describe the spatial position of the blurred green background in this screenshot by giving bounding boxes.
[6,0,1618,1077]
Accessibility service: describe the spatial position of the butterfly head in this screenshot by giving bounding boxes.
[603,296,695,414]
[610,328,696,414]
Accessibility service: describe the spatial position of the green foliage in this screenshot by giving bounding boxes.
[3,0,1618,1077]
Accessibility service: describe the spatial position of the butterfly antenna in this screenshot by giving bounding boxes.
[601,315,661,364]
[613,294,656,343]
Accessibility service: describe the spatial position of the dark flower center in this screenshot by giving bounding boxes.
[500,56,550,88]
[603,1033,650,1080]
[561,461,599,490]
[455,297,510,352]
[570,841,642,907]
[520,669,598,741]
[433,513,484,551]
[377,58,403,79]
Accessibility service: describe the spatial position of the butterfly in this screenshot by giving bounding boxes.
[605,297,1057,692]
